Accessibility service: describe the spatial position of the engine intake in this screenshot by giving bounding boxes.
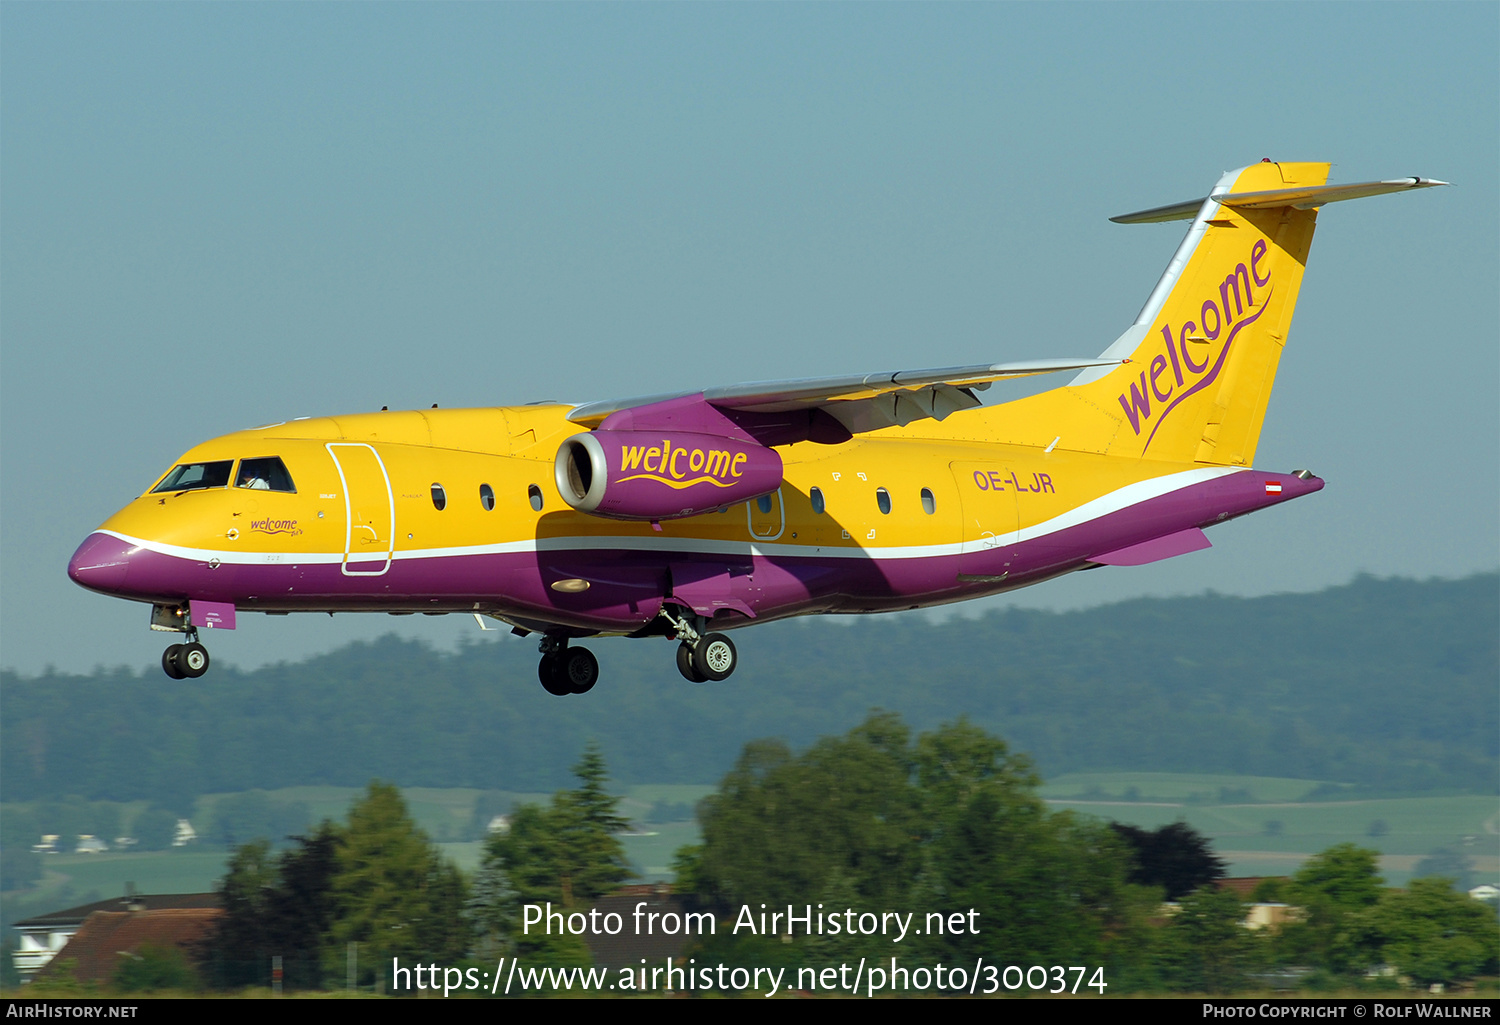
[555,431,783,521]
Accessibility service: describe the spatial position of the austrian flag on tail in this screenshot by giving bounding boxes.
[1265,481,1283,495]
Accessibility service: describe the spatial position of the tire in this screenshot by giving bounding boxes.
[560,647,599,694]
[676,642,707,683]
[538,655,571,696]
[179,642,210,679]
[162,644,186,680]
[692,632,737,682]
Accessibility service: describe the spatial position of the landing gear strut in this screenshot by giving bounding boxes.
[537,635,598,696]
[661,606,738,683]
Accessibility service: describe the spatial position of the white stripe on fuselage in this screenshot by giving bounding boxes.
[101,467,1244,567]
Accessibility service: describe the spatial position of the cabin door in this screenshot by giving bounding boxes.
[949,461,1019,581]
[327,443,395,576]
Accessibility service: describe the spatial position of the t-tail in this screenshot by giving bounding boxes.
[994,161,1446,465]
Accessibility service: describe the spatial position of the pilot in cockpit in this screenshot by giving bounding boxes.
[235,456,293,492]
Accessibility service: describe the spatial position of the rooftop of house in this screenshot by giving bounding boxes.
[15,893,220,930]
[32,908,222,986]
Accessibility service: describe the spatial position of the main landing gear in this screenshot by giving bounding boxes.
[537,635,599,696]
[162,632,210,680]
[530,606,741,696]
[661,606,738,684]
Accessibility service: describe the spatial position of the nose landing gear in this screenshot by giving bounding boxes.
[153,604,212,680]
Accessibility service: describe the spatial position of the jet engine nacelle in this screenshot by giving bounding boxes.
[554,430,784,520]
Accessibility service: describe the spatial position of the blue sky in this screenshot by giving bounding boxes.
[3,3,1495,674]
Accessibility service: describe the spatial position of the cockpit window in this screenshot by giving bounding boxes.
[236,457,296,493]
[151,460,234,494]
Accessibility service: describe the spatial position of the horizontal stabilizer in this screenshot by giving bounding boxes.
[1111,177,1449,224]
[569,357,1120,433]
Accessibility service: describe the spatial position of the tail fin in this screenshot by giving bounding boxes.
[990,161,1445,465]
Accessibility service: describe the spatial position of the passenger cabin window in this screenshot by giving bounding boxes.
[431,483,447,511]
[151,461,233,494]
[235,457,296,493]
[876,487,892,515]
[921,487,936,515]
[756,494,773,514]
[480,483,495,511]
[528,484,544,512]
[809,487,825,514]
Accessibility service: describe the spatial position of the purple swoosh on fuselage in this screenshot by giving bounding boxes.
[77,471,1322,634]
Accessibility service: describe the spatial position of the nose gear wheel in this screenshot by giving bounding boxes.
[179,642,210,678]
[161,627,210,680]
[162,644,186,680]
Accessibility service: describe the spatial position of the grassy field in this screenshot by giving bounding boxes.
[1041,772,1499,886]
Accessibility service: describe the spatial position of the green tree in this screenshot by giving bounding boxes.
[1155,885,1266,994]
[551,743,632,904]
[1111,821,1226,900]
[325,783,469,986]
[679,714,1150,971]
[1294,843,1383,909]
[113,942,200,993]
[1359,877,1500,988]
[912,720,1139,965]
[198,823,340,990]
[473,747,627,966]
[201,838,276,987]
[479,745,630,910]
[691,713,921,916]
[466,831,519,962]
[264,824,341,988]
[1275,843,1384,975]
[473,805,592,967]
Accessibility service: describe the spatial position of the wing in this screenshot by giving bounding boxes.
[567,357,1120,435]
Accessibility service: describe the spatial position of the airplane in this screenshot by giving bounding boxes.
[68,161,1445,694]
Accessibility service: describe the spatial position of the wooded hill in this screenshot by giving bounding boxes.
[3,573,1494,804]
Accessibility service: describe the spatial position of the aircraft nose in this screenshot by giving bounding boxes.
[68,532,133,595]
